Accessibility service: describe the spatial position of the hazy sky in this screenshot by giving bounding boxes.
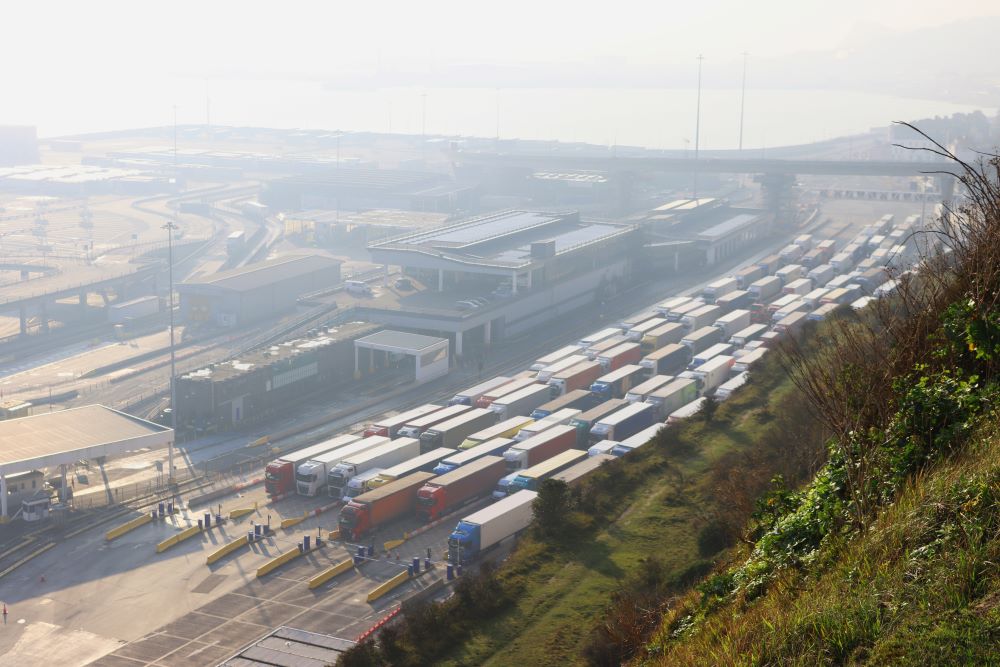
[4,0,998,81]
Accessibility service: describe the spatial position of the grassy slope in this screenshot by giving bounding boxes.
[438,371,799,666]
[648,418,1000,666]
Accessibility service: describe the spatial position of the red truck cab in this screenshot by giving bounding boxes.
[264,460,294,496]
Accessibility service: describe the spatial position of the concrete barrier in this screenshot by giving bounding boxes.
[206,534,249,565]
[383,538,406,551]
[280,513,307,529]
[156,524,202,553]
[229,504,257,520]
[366,570,411,603]
[307,558,354,589]
[256,548,303,578]
[248,435,270,448]
[105,514,153,541]
[327,528,340,541]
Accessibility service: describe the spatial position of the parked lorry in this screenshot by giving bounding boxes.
[294,434,363,496]
[618,310,661,332]
[461,417,534,449]
[489,383,553,421]
[535,354,589,383]
[640,343,691,378]
[448,376,511,406]
[645,378,698,419]
[627,317,669,342]
[588,439,621,456]
[729,323,768,347]
[369,448,455,488]
[668,397,708,425]
[733,348,768,373]
[266,434,365,497]
[553,454,615,485]
[434,438,513,474]
[415,455,507,521]
[596,342,642,372]
[474,376,537,408]
[570,398,628,445]
[530,345,582,372]
[756,254,783,275]
[531,389,596,420]
[714,372,749,401]
[585,335,628,360]
[448,490,538,564]
[654,296,693,317]
[612,423,667,456]
[419,408,496,452]
[748,275,783,303]
[681,326,724,355]
[327,437,421,500]
[807,264,836,287]
[667,300,705,322]
[577,327,625,349]
[509,449,588,493]
[775,264,805,284]
[691,343,735,368]
[503,424,576,470]
[588,402,655,446]
[625,374,675,403]
[775,310,810,336]
[779,243,804,263]
[548,360,604,397]
[339,471,436,541]
[803,287,831,309]
[514,408,582,442]
[687,355,734,395]
[492,472,521,499]
[344,468,387,500]
[703,277,738,303]
[640,322,686,354]
[590,364,645,401]
[681,304,723,331]
[782,277,813,296]
[713,309,751,337]
[735,264,767,289]
[364,404,442,438]
[397,404,471,439]
[714,289,753,313]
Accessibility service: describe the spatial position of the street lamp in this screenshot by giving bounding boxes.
[162,219,177,485]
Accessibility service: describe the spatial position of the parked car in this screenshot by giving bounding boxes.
[394,277,413,290]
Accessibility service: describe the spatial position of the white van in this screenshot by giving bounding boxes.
[345,280,373,296]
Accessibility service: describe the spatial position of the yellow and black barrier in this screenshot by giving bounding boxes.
[366,570,411,602]
[105,514,152,541]
[156,524,202,553]
[308,558,354,589]
[206,534,249,565]
[256,548,302,577]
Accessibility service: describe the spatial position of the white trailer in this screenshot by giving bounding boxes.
[327,437,421,500]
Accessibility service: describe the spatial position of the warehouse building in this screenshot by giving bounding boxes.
[177,254,342,327]
[175,322,379,432]
[639,198,771,267]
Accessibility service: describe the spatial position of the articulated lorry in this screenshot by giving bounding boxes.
[369,447,455,489]
[293,434,363,497]
[548,360,604,397]
[513,408,581,442]
[474,376,538,409]
[434,438,513,474]
[681,304,723,331]
[364,404,443,438]
[735,264,767,289]
[339,471,436,541]
[570,399,627,446]
[327,437,421,500]
[553,454,615,486]
[654,296,693,317]
[625,374,675,403]
[266,434,363,498]
[640,322,686,354]
[748,275,782,302]
[640,343,691,378]
[415,455,507,521]
[713,309,751,338]
[714,290,753,314]
[703,277,738,303]
[419,408,496,452]
[685,355,734,396]
[596,342,642,372]
[611,423,667,456]
[447,376,511,406]
[344,468,386,500]
[503,424,576,470]
[535,354,589,383]
[460,417,533,449]
[531,389,595,420]
[681,326,724,355]
[489,383,552,421]
[577,326,625,349]
[627,317,668,342]
[447,490,537,564]
[644,378,698,419]
[588,402,655,446]
[590,364,645,401]
[396,404,471,440]
[530,345,582,372]
[509,449,588,493]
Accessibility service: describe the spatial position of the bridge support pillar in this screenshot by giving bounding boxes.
[79,290,88,316]
[0,472,7,518]
[937,174,956,203]
[39,301,49,333]
[18,304,27,336]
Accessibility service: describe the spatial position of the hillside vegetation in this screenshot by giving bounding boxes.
[644,136,1000,664]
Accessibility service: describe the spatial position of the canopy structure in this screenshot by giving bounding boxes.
[354,330,449,384]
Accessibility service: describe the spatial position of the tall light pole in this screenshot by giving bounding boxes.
[694,54,705,198]
[739,51,749,152]
[495,88,501,143]
[420,92,427,163]
[165,105,178,485]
